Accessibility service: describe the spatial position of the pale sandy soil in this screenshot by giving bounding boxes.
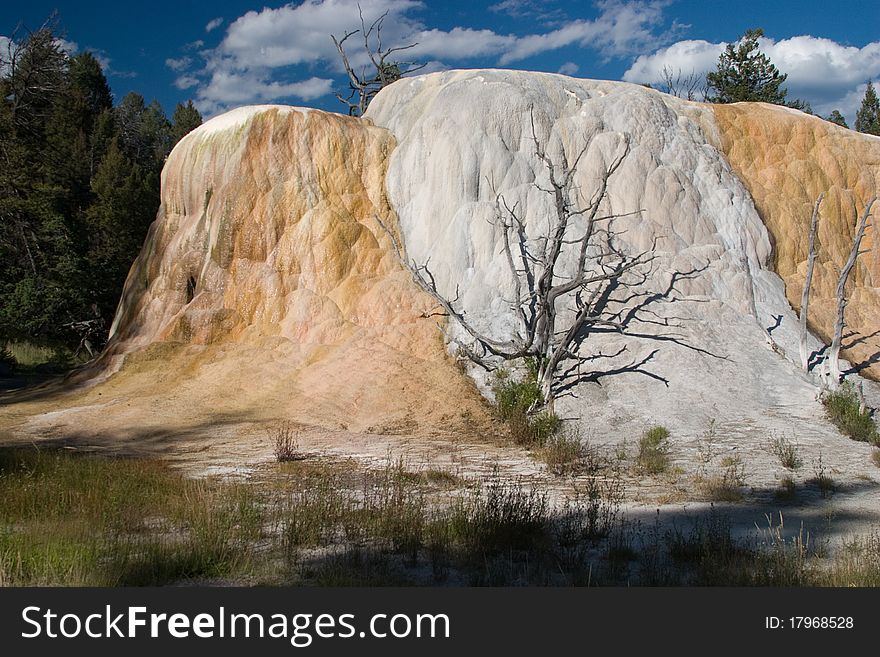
[2,356,878,554]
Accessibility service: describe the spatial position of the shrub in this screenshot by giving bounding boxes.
[530,411,561,444]
[492,361,560,446]
[492,361,542,420]
[872,449,880,469]
[775,475,797,501]
[538,429,590,476]
[807,454,835,497]
[822,383,879,444]
[269,422,305,463]
[637,426,671,474]
[769,434,802,470]
[700,455,746,502]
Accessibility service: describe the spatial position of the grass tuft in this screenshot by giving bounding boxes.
[769,434,802,470]
[0,447,262,586]
[637,426,671,474]
[269,421,305,463]
[537,429,590,476]
[822,383,879,444]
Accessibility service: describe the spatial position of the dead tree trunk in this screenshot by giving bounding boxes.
[826,196,876,386]
[799,193,823,371]
[378,111,655,413]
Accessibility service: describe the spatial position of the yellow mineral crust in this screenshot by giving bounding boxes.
[713,103,880,378]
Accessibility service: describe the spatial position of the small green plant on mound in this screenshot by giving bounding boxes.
[492,360,560,446]
[807,453,835,497]
[637,425,671,474]
[769,434,802,470]
[699,454,746,502]
[822,382,879,444]
[538,429,590,476]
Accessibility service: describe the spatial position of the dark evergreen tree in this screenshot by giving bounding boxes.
[855,81,880,136]
[826,110,849,128]
[707,28,789,104]
[0,20,174,354]
[84,138,154,319]
[170,100,202,145]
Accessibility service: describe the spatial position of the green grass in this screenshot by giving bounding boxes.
[775,475,797,501]
[637,426,671,474]
[822,383,879,444]
[0,447,262,586]
[5,444,880,587]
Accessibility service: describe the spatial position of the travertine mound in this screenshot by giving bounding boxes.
[712,104,880,379]
[95,105,488,434]
[2,71,877,470]
[365,70,875,441]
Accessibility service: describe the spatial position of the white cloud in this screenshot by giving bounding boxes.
[174,75,200,90]
[488,0,567,24]
[215,0,422,71]
[195,72,333,116]
[623,39,721,83]
[558,61,579,75]
[179,0,677,116]
[623,33,880,124]
[92,52,112,71]
[186,0,425,115]
[407,27,514,60]
[763,36,880,117]
[54,38,78,55]
[499,0,668,64]
[205,17,224,33]
[166,56,192,72]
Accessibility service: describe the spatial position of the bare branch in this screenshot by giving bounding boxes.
[800,193,822,371]
[826,196,876,385]
[329,4,425,116]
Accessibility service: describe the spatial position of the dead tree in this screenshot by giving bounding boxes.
[826,196,876,385]
[799,193,823,371]
[659,66,708,101]
[380,114,655,413]
[330,7,425,116]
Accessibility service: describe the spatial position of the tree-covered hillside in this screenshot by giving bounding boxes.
[0,24,201,357]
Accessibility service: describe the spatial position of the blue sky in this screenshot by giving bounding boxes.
[2,1,879,123]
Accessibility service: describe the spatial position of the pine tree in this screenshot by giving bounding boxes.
[84,138,154,319]
[826,110,848,129]
[170,100,202,145]
[854,81,880,136]
[707,28,789,104]
[0,20,174,350]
